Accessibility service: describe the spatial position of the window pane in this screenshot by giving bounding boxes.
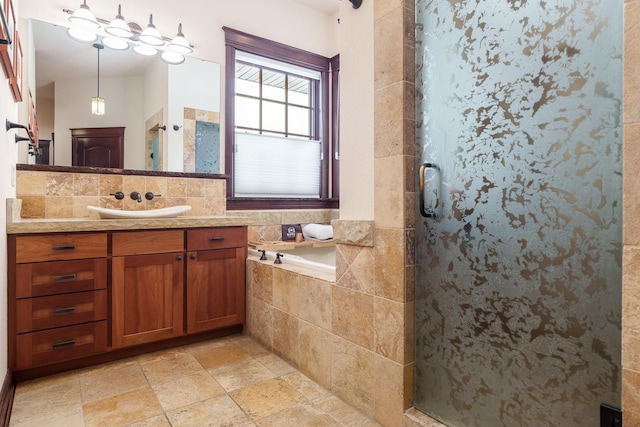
[236,64,260,96]
[263,69,286,101]
[235,96,260,129]
[263,100,286,133]
[288,106,311,136]
[288,76,310,105]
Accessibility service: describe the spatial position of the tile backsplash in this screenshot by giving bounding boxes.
[16,170,226,219]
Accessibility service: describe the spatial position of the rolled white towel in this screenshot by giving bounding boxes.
[302,223,333,241]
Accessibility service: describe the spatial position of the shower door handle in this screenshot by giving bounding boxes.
[419,162,441,218]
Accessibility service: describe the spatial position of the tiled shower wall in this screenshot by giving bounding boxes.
[15,170,227,219]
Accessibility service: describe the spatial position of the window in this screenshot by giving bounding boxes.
[223,27,339,209]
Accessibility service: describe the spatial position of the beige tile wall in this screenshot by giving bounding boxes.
[624,0,640,425]
[15,170,227,219]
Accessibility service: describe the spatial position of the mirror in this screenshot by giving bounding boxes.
[30,18,221,173]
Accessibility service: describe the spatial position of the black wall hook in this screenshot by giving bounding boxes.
[349,0,363,9]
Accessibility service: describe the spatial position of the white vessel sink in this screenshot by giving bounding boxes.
[87,205,192,219]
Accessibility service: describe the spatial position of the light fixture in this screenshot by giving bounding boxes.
[66,27,98,43]
[91,43,105,115]
[167,23,192,54]
[102,36,129,51]
[105,4,133,39]
[161,50,185,65]
[139,14,164,46]
[68,0,100,29]
[133,43,157,56]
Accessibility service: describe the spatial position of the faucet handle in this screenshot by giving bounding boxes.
[145,192,162,200]
[109,191,124,200]
[130,192,142,203]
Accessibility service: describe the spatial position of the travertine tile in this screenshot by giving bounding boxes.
[74,174,100,196]
[281,372,332,401]
[166,394,250,427]
[624,0,640,123]
[186,178,206,197]
[248,260,274,304]
[46,172,74,196]
[45,196,74,218]
[229,334,272,357]
[623,247,640,331]
[273,269,299,316]
[248,298,274,349]
[79,359,148,403]
[10,404,85,427]
[374,355,405,427]
[273,309,300,365]
[623,124,640,245]
[298,276,332,330]
[11,373,82,425]
[255,403,340,427]
[331,338,375,416]
[17,195,45,218]
[188,343,253,371]
[151,370,226,411]
[374,297,406,363]
[374,6,405,91]
[82,387,163,427]
[209,359,277,392]
[125,414,172,427]
[374,227,406,302]
[374,156,406,228]
[139,349,204,386]
[257,353,298,376]
[166,178,187,197]
[298,322,335,389]
[229,378,306,421]
[16,171,46,195]
[332,287,374,349]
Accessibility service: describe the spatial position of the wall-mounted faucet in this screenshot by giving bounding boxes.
[110,191,125,200]
[130,192,142,203]
[145,192,162,200]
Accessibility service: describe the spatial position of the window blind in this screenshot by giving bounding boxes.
[234,132,321,198]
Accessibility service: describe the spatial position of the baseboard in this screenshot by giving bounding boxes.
[0,371,14,427]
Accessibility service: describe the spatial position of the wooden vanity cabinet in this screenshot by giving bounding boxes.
[9,233,108,370]
[111,230,184,348]
[186,227,247,333]
[9,225,247,377]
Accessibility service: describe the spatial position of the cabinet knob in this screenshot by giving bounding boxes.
[177,255,183,261]
[190,254,197,260]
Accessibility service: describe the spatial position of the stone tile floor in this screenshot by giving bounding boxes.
[9,334,382,427]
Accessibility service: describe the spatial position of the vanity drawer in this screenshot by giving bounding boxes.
[187,227,247,251]
[112,230,184,256]
[15,233,107,263]
[15,321,107,369]
[16,290,107,334]
[16,258,107,298]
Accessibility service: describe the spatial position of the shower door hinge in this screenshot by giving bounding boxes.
[600,403,622,427]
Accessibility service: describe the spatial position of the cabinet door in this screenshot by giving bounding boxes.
[186,247,246,334]
[112,253,184,348]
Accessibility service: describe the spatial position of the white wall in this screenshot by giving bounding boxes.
[54,75,145,169]
[338,1,374,220]
[167,57,221,172]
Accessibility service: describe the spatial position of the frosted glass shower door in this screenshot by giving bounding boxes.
[414,1,622,426]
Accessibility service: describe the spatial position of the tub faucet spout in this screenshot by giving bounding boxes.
[130,192,142,203]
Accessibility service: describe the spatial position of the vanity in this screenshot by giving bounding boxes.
[7,211,249,381]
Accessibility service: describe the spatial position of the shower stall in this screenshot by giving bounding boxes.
[414,1,622,425]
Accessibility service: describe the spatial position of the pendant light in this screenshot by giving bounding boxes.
[91,43,105,115]
[68,0,100,29]
[139,14,164,46]
[105,5,133,39]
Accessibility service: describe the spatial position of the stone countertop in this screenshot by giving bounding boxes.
[6,199,252,234]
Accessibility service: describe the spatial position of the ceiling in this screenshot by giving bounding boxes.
[289,0,340,15]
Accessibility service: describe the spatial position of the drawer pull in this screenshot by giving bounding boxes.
[52,306,76,315]
[209,237,226,242]
[52,339,76,349]
[52,245,76,251]
[52,274,77,282]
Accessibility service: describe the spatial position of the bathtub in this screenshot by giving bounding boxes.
[248,245,336,275]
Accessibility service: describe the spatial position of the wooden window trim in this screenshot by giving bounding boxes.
[223,27,338,210]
